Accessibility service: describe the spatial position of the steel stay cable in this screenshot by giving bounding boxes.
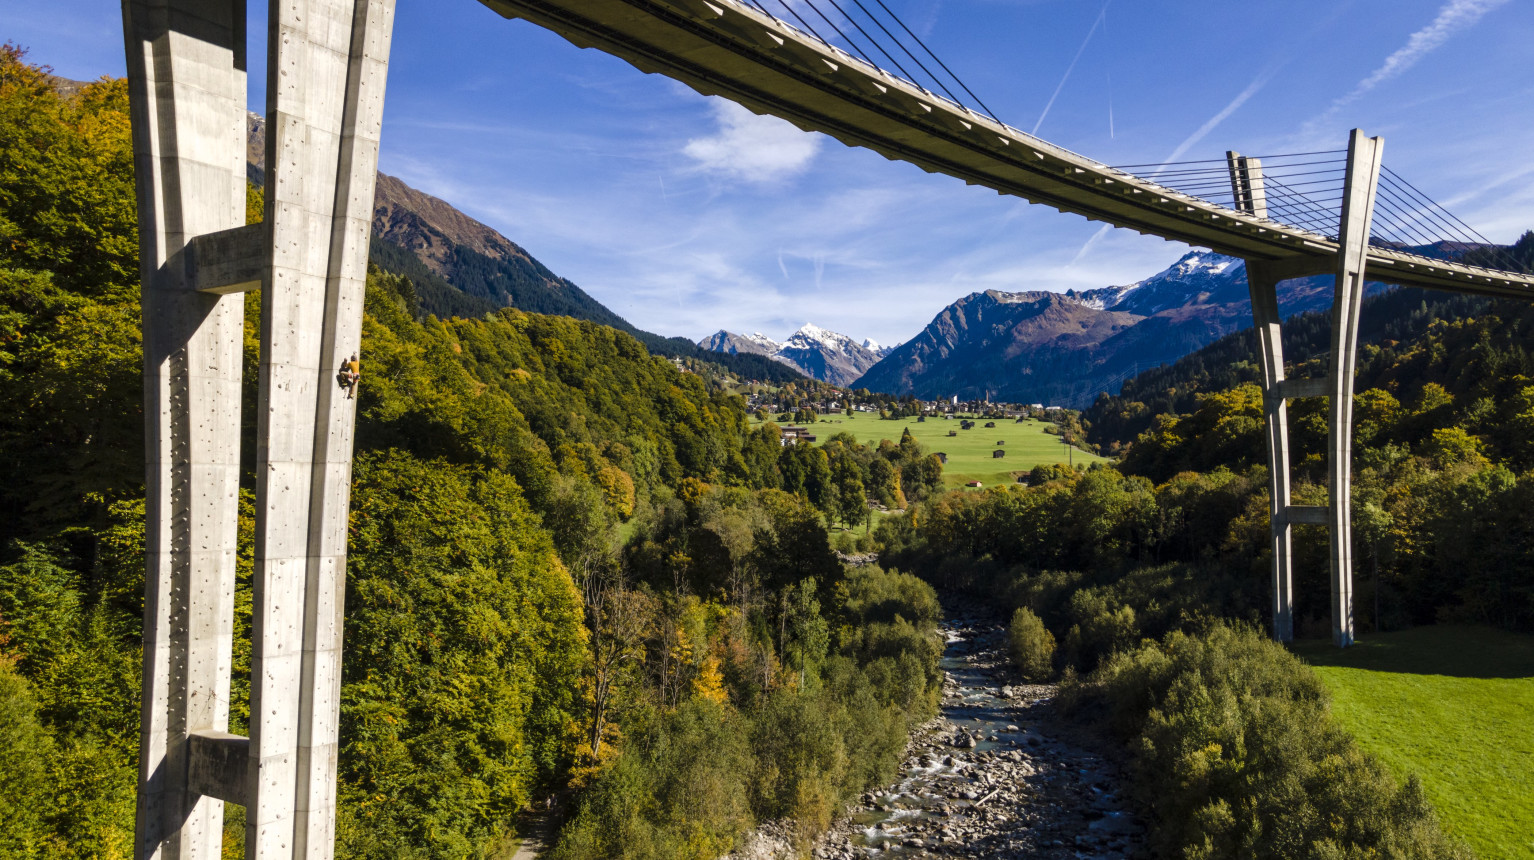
[1260,197,1338,234]
[842,0,941,90]
[1263,188,1340,234]
[1265,187,1340,217]
[1384,167,1497,246]
[1375,180,1485,253]
[1374,174,1520,270]
[822,0,925,88]
[846,0,966,106]
[1107,150,1344,170]
[732,0,998,124]
[1376,184,1519,272]
[1366,206,1430,249]
[1371,179,1521,270]
[1369,192,1442,247]
[868,0,999,119]
[760,0,841,59]
[1375,176,1462,238]
[798,0,881,70]
[1370,204,1434,248]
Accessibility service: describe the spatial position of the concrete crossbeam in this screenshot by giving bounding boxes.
[187,731,251,805]
[186,223,265,293]
[1274,377,1329,400]
[1286,505,1330,526]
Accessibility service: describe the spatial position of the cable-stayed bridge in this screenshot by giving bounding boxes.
[481,0,1533,296]
[119,0,1531,857]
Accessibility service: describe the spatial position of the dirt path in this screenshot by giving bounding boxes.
[507,799,561,860]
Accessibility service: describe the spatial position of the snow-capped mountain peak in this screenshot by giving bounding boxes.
[788,322,852,348]
[699,323,899,386]
[742,332,783,351]
[1077,251,1247,316]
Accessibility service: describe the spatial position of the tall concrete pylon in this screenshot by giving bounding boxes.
[122,0,396,857]
[1229,130,1383,647]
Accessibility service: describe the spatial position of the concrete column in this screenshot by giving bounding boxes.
[1231,153,1295,642]
[247,0,395,857]
[123,2,249,857]
[1225,151,1268,220]
[1326,130,1384,648]
[294,2,395,856]
[1244,260,1295,642]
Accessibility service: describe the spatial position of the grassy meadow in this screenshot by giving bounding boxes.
[1294,626,1534,860]
[763,412,1107,487]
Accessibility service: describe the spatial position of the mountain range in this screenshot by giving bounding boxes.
[854,251,1365,407]
[699,324,892,387]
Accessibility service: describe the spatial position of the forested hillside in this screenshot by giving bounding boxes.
[0,48,947,858]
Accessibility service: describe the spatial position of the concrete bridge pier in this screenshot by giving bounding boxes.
[1230,130,1383,647]
[123,0,396,857]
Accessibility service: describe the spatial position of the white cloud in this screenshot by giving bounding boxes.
[682,98,822,183]
[1305,0,1509,132]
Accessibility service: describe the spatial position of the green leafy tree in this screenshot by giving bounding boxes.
[1007,607,1055,681]
[338,452,588,854]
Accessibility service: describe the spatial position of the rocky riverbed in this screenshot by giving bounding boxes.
[728,600,1144,860]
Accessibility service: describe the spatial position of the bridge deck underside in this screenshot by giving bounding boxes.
[481,0,1532,298]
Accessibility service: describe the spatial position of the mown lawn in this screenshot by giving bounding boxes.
[1293,626,1534,860]
[760,412,1106,487]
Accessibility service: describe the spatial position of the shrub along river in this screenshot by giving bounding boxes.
[728,597,1145,859]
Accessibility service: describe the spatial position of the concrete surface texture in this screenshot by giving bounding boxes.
[123,0,396,857]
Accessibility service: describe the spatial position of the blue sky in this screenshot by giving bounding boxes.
[14,0,1534,346]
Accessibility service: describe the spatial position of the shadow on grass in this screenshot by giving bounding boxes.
[1292,624,1534,679]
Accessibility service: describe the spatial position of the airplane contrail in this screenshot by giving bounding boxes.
[1032,0,1110,137]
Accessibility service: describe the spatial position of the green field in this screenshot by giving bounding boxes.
[764,412,1106,487]
[1293,626,1534,859]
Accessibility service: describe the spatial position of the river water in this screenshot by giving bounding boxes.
[730,598,1145,860]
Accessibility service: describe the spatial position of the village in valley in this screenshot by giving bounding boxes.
[738,386,1104,490]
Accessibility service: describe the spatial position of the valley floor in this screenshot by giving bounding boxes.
[757,413,1108,487]
[1294,625,1534,860]
[726,599,1143,860]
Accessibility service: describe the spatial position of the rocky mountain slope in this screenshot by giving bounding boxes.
[700,323,887,386]
[855,252,1356,407]
[698,330,782,357]
[244,113,803,383]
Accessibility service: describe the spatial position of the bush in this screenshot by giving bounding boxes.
[1061,623,1470,860]
[0,660,52,858]
[552,698,755,860]
[1007,607,1055,681]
